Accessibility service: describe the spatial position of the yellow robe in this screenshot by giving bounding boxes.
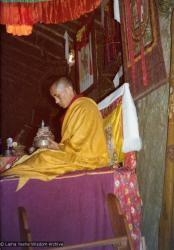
[2,97,110,190]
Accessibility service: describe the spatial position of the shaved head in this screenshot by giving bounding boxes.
[52,77,73,92]
[50,76,75,108]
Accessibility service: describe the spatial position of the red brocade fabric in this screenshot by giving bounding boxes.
[0,0,101,25]
[114,152,142,250]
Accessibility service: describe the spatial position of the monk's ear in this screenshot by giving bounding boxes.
[67,85,73,92]
[68,85,73,89]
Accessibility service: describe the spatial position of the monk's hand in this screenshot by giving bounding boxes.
[48,138,59,150]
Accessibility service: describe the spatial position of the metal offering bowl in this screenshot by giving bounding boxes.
[34,137,49,148]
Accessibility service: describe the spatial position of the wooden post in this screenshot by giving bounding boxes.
[159,9,174,250]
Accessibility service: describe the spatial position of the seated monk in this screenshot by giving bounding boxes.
[1,76,110,190]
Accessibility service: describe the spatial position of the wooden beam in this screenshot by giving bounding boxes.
[33,29,64,48]
[1,34,63,62]
[36,24,65,40]
[1,33,56,60]
[1,42,48,63]
[12,36,62,60]
[1,46,64,70]
[1,57,44,74]
[1,51,45,71]
[1,59,68,85]
[1,69,41,85]
[42,24,75,40]
[0,75,34,89]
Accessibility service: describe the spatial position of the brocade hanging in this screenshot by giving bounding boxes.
[0,0,101,25]
[1,0,48,2]
[120,0,167,99]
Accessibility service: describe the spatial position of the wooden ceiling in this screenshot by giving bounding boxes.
[0,11,102,89]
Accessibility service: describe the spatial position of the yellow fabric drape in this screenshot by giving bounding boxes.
[103,103,124,165]
[1,97,109,190]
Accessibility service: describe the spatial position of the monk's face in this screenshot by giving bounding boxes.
[50,83,74,108]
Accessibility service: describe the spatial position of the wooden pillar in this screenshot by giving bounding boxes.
[159,9,174,250]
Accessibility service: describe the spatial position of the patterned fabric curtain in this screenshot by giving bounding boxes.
[0,0,101,25]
